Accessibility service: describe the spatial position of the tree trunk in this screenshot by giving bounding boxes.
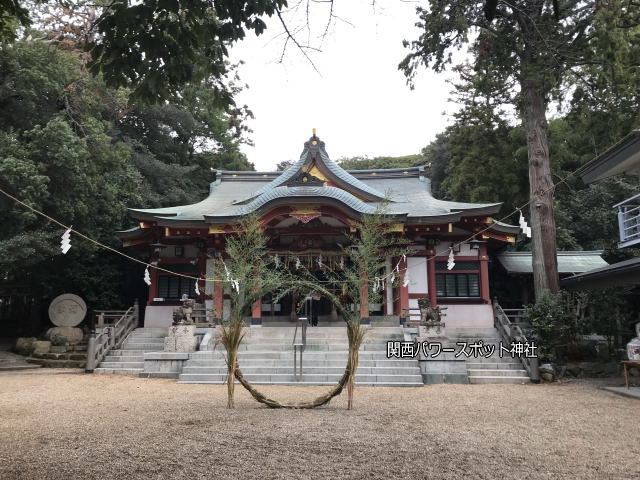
[227,354,236,408]
[522,78,560,298]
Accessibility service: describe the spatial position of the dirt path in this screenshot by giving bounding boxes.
[0,374,638,479]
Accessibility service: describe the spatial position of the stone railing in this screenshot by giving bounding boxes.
[493,300,539,383]
[86,300,139,372]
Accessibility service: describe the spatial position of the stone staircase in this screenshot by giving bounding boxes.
[94,328,167,376]
[178,326,423,386]
[420,327,530,384]
[26,344,88,368]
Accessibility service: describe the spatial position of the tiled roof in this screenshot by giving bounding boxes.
[497,251,608,274]
[232,135,386,204]
[127,135,511,227]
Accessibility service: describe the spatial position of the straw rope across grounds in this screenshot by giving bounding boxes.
[233,362,351,409]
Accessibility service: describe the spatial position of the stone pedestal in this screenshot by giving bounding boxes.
[47,326,84,344]
[164,325,198,352]
[417,321,446,340]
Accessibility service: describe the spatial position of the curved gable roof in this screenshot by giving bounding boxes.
[232,135,386,204]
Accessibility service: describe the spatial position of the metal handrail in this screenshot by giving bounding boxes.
[612,191,640,208]
[493,301,539,383]
[292,317,307,381]
[616,195,640,245]
[86,300,139,372]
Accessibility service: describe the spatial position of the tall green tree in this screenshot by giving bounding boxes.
[1,0,289,104]
[440,104,528,214]
[400,0,640,299]
[0,37,255,324]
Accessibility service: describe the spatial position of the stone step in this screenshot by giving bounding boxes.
[31,352,87,361]
[466,362,524,370]
[94,368,143,375]
[129,329,168,337]
[177,380,423,387]
[445,328,501,336]
[99,361,145,369]
[186,359,419,368]
[181,366,421,375]
[26,358,86,368]
[68,345,88,352]
[103,355,145,362]
[178,373,423,384]
[124,340,165,347]
[126,338,165,343]
[107,349,149,356]
[191,351,397,360]
[120,345,165,352]
[467,369,528,377]
[241,337,378,343]
[468,375,530,384]
[236,343,390,352]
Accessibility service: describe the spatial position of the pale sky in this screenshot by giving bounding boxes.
[230,1,460,171]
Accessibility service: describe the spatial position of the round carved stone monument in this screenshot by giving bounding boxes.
[48,294,87,327]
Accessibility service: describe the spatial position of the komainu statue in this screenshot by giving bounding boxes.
[418,297,447,325]
[172,299,195,325]
[417,297,447,339]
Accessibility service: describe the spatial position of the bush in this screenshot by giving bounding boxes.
[524,292,576,361]
[14,337,37,356]
[49,334,68,346]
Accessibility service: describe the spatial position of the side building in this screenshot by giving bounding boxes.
[118,134,519,327]
[562,130,640,290]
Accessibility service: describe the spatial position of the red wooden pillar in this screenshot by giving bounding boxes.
[479,244,491,303]
[252,299,262,324]
[148,263,159,305]
[399,256,409,316]
[213,282,223,318]
[427,255,437,307]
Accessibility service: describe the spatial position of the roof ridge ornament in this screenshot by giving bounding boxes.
[286,169,324,187]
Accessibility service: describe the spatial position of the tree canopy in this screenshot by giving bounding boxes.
[0,35,254,316]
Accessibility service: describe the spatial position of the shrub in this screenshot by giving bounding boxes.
[49,334,68,346]
[524,292,576,361]
[14,337,37,356]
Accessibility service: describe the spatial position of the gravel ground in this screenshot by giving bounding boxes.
[1,374,638,480]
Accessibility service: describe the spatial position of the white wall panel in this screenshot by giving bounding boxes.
[408,298,420,321]
[407,256,428,294]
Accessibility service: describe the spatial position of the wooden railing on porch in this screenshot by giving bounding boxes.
[190,305,216,326]
[493,300,539,383]
[86,300,139,372]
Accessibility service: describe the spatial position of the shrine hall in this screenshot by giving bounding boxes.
[117,134,519,328]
